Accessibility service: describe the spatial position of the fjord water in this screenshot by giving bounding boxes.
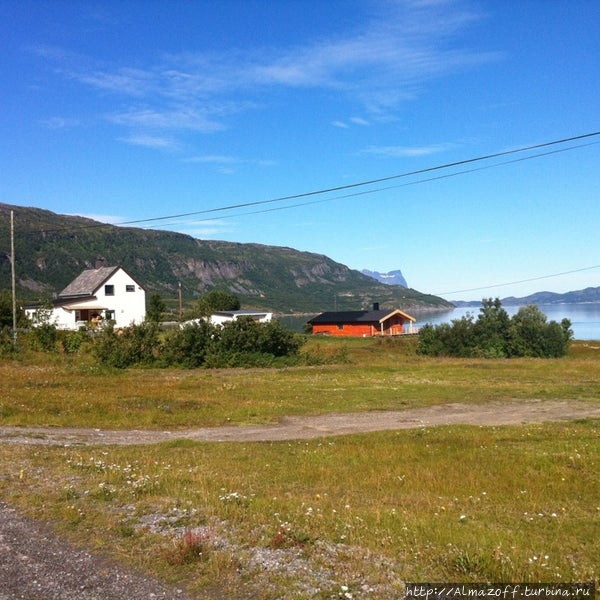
[415,303,600,341]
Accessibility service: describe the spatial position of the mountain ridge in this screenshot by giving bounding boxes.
[453,287,600,307]
[0,202,451,314]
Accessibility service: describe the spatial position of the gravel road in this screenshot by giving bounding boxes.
[1,399,598,447]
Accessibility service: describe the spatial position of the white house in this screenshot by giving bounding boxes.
[26,265,146,330]
[209,310,273,326]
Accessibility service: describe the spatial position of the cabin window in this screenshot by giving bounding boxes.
[126,284,135,292]
[104,284,115,296]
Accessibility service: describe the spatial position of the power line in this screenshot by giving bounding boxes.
[116,130,600,227]
[437,264,600,297]
[143,140,598,229]
[13,129,598,237]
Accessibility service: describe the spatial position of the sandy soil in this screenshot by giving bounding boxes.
[1,399,598,600]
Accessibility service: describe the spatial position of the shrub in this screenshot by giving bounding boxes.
[0,327,15,355]
[418,299,573,359]
[31,322,59,352]
[202,318,301,368]
[90,316,302,369]
[61,330,87,354]
[93,322,161,368]
[162,320,214,368]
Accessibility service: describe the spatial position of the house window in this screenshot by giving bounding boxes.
[337,323,344,330]
[126,284,135,292]
[104,284,115,296]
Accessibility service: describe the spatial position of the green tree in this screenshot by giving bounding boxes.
[24,297,58,352]
[146,293,166,323]
[0,290,27,329]
[191,289,240,318]
[472,298,511,357]
[508,305,572,358]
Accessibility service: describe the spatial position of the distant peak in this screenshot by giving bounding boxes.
[362,269,407,287]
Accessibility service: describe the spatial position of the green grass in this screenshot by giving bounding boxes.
[0,337,599,598]
[1,338,599,429]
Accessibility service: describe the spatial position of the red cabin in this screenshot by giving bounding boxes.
[308,307,416,337]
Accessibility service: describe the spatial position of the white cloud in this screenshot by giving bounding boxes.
[156,219,235,238]
[71,213,124,224]
[39,116,80,129]
[118,134,180,150]
[108,107,225,133]
[185,155,239,164]
[332,116,370,128]
[76,68,154,97]
[183,155,276,172]
[38,1,499,146]
[362,143,456,157]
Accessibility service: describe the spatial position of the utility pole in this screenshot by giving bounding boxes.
[178,282,183,319]
[10,210,17,350]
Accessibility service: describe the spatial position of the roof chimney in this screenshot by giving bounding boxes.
[373,302,379,311]
[95,257,107,269]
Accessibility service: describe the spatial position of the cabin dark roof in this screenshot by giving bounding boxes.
[309,309,414,325]
[58,266,120,299]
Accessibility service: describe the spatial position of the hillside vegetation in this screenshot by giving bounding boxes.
[0,202,451,313]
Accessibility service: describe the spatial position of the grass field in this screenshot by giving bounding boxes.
[0,337,599,598]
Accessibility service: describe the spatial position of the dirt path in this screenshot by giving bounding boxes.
[1,399,598,446]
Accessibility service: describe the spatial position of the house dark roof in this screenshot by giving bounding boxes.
[309,309,415,325]
[212,310,271,317]
[58,266,120,299]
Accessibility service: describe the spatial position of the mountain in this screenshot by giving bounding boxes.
[0,203,452,314]
[362,269,408,287]
[453,287,600,308]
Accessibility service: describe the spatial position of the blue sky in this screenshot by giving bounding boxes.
[2,0,599,301]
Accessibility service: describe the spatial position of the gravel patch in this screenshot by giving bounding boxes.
[0,502,194,600]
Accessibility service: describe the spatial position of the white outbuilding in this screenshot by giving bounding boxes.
[209,310,273,326]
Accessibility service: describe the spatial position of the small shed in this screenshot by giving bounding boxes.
[308,306,416,337]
